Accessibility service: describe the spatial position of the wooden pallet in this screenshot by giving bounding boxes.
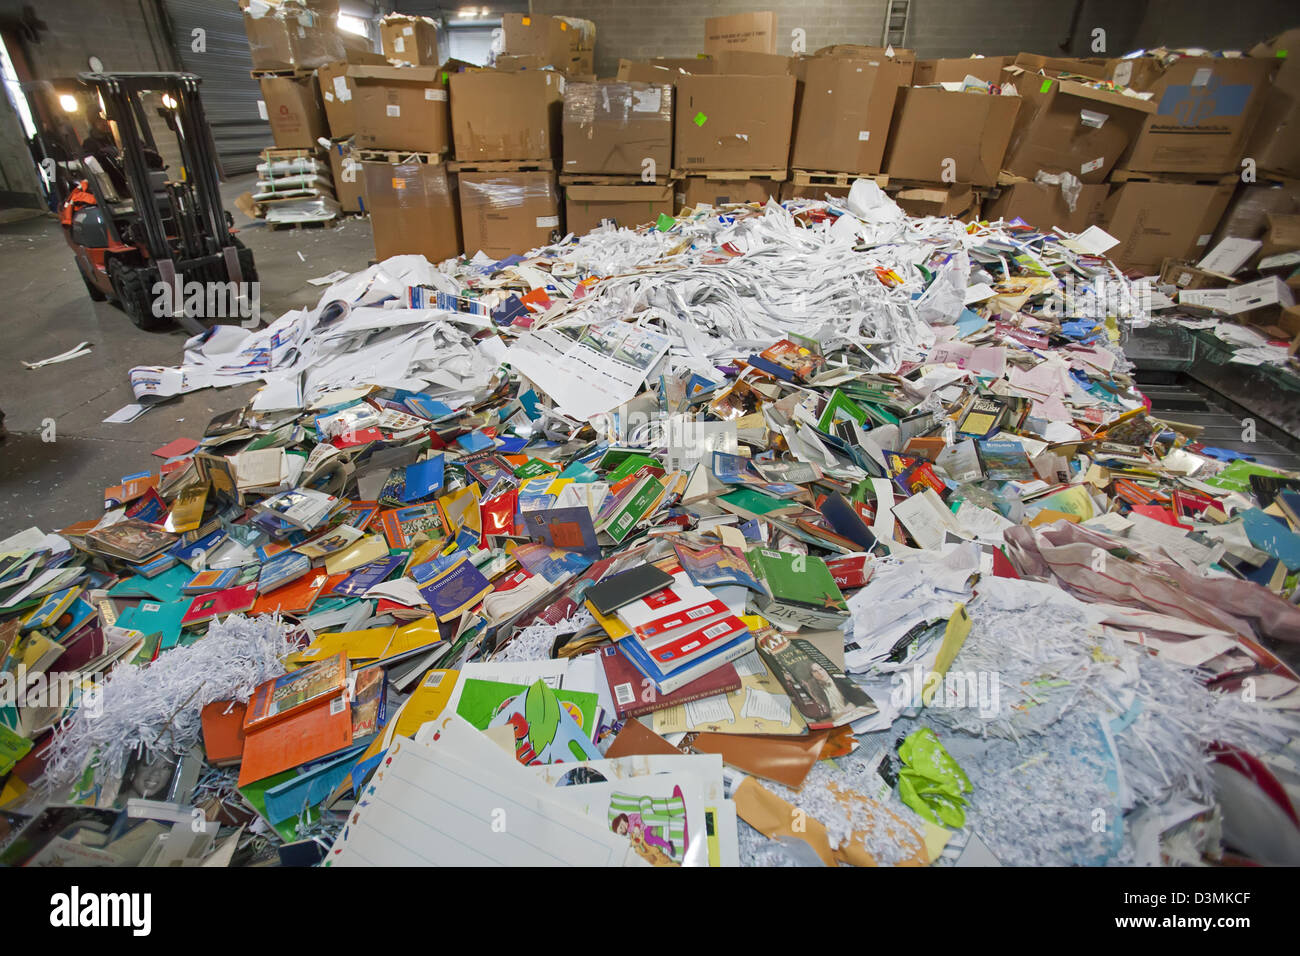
[558,173,674,187]
[250,68,315,80]
[355,148,446,166]
[883,177,994,196]
[790,169,888,188]
[266,217,339,231]
[671,168,788,182]
[262,147,325,160]
[448,158,555,173]
[1107,168,1238,186]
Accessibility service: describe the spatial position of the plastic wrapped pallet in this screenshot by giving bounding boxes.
[459,171,561,260]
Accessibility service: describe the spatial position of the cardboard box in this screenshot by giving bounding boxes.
[1160,258,1233,290]
[496,51,594,75]
[501,12,595,67]
[790,56,907,176]
[984,181,1108,234]
[349,65,451,154]
[1211,180,1300,245]
[779,181,851,201]
[1262,213,1300,259]
[458,171,561,259]
[1112,56,1278,175]
[679,176,781,208]
[449,70,565,162]
[712,51,794,75]
[617,57,715,83]
[674,74,796,172]
[258,73,328,149]
[913,56,1013,87]
[893,183,977,220]
[565,183,675,234]
[814,45,916,84]
[241,0,346,73]
[883,88,1020,187]
[1101,180,1235,274]
[327,139,364,213]
[1001,77,1156,184]
[562,81,673,177]
[1013,53,1109,80]
[1246,30,1300,178]
[316,51,386,140]
[704,11,777,55]
[380,14,441,66]
[362,158,461,263]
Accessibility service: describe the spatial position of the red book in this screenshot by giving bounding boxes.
[600,645,741,719]
[180,583,258,627]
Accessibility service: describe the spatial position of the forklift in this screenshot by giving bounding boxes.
[59,73,256,331]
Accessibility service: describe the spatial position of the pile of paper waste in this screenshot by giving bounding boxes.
[4,180,1300,868]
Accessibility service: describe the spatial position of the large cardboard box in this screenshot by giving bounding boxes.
[349,66,451,154]
[883,88,1020,187]
[790,56,907,175]
[674,74,796,172]
[679,176,781,208]
[499,12,595,69]
[780,181,850,201]
[258,73,329,149]
[562,81,673,178]
[1111,56,1278,175]
[362,158,461,262]
[704,11,777,55]
[814,45,916,85]
[1001,77,1156,184]
[617,57,716,83]
[1246,30,1300,178]
[1102,180,1235,274]
[496,51,594,75]
[984,181,1109,234]
[712,51,794,75]
[565,183,675,234]
[241,0,346,73]
[1211,180,1300,245]
[1013,53,1109,80]
[380,14,441,66]
[913,56,1012,86]
[327,139,364,213]
[316,50,386,140]
[893,183,978,220]
[458,171,561,259]
[449,70,564,162]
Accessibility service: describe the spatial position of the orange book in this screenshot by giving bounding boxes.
[251,570,330,616]
[201,700,248,767]
[237,693,353,787]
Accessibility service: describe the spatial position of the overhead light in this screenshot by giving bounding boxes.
[58,94,78,113]
[161,93,177,109]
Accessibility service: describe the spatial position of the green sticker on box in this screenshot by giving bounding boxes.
[693,111,708,126]
[655,213,675,231]
[1278,50,1288,58]
[1039,78,1053,93]
[442,71,449,83]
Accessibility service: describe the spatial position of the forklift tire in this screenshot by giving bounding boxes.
[109,260,172,332]
[78,261,108,302]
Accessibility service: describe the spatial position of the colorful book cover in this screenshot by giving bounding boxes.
[456,678,600,764]
[183,567,241,595]
[673,543,764,592]
[977,441,1036,481]
[257,551,313,594]
[600,645,742,718]
[332,554,405,598]
[379,504,447,548]
[601,476,665,544]
[416,556,493,622]
[754,628,877,729]
[512,543,595,581]
[523,506,600,557]
[179,583,259,628]
[244,651,349,730]
[402,456,446,502]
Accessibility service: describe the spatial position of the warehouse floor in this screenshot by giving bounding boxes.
[0,174,376,539]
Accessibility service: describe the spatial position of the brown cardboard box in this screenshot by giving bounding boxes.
[984,181,1109,234]
[674,74,796,172]
[449,70,565,162]
[1159,258,1232,291]
[913,56,1013,86]
[883,88,1020,187]
[1101,180,1235,274]
[496,51,595,75]
[1013,53,1109,80]
[316,51,386,140]
[790,56,907,175]
[779,181,850,201]
[565,183,675,234]
[501,13,595,68]
[380,14,441,66]
[679,176,781,208]
[327,139,364,213]
[562,81,673,177]
[458,171,562,259]
[362,157,461,262]
[258,73,329,149]
[616,57,715,83]
[1001,77,1155,184]
[1246,30,1300,178]
[349,65,451,154]
[814,45,916,84]
[704,11,777,55]
[893,183,977,220]
[1211,180,1300,245]
[1262,213,1300,259]
[241,0,346,73]
[712,51,794,75]
[1110,56,1278,175]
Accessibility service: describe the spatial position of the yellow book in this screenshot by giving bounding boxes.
[324,534,388,575]
[393,668,460,738]
[163,482,208,533]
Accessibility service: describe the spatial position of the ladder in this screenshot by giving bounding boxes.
[881,0,911,49]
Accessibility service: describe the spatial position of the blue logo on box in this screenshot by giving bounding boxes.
[1157,77,1252,126]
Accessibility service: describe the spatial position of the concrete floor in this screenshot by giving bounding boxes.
[0,173,376,539]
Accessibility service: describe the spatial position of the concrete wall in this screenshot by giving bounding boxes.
[1133,0,1295,52]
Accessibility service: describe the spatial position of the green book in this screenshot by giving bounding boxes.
[600,475,665,543]
[455,678,600,741]
[817,390,869,433]
[746,548,850,631]
[604,452,664,484]
[717,487,793,517]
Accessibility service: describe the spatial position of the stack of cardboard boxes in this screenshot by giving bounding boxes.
[496,13,596,78]
[354,15,463,263]
[317,48,386,215]
[449,69,565,258]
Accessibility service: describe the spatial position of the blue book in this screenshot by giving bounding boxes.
[416,557,493,622]
[615,627,755,695]
[401,456,445,502]
[258,551,313,594]
[333,555,405,597]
